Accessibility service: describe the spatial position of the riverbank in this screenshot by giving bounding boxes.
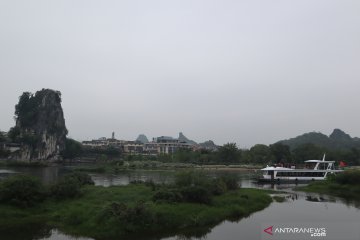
[297,181,360,201]
[72,161,262,173]
[296,170,360,201]
[0,183,272,239]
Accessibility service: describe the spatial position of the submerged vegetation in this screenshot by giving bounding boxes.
[0,171,273,239]
[298,170,360,200]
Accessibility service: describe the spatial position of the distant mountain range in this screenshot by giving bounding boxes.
[277,129,360,150]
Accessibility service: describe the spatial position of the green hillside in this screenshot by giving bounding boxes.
[278,129,360,150]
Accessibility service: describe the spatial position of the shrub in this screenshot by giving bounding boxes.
[210,178,227,195]
[152,189,183,203]
[101,201,155,231]
[175,171,211,188]
[332,170,360,185]
[145,179,157,191]
[220,175,240,190]
[50,172,94,200]
[180,186,212,204]
[65,172,94,186]
[50,177,81,199]
[0,175,45,207]
[129,180,146,184]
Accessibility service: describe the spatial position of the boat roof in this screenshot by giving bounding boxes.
[304,160,335,163]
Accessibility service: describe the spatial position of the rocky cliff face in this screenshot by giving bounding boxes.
[10,89,67,162]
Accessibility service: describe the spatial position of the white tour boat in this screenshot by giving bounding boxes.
[259,155,343,182]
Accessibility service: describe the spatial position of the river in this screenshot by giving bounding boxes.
[0,166,359,240]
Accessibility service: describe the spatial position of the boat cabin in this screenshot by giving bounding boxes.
[259,156,343,182]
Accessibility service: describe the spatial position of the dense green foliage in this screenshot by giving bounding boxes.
[153,189,183,203]
[180,186,212,204]
[0,175,45,207]
[61,138,83,159]
[50,172,94,200]
[298,170,360,200]
[0,173,94,207]
[151,171,239,205]
[217,143,240,163]
[0,180,272,239]
[8,126,39,148]
[50,177,82,199]
[100,200,154,232]
[329,170,360,185]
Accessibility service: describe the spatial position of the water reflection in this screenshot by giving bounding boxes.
[90,170,175,186]
[164,193,360,240]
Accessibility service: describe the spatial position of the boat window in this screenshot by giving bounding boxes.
[276,171,326,177]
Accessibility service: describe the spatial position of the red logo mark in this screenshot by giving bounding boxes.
[264,226,273,235]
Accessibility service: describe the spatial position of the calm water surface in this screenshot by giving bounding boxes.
[1,166,359,240]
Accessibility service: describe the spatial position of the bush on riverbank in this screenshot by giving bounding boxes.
[99,200,156,232]
[0,172,94,205]
[50,177,81,200]
[152,171,239,204]
[298,170,360,200]
[50,172,94,200]
[153,189,183,203]
[219,175,239,190]
[180,186,212,204]
[0,175,45,207]
[330,170,360,185]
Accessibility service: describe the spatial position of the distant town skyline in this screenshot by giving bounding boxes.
[1,0,360,148]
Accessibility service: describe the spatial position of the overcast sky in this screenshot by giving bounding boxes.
[1,0,360,148]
